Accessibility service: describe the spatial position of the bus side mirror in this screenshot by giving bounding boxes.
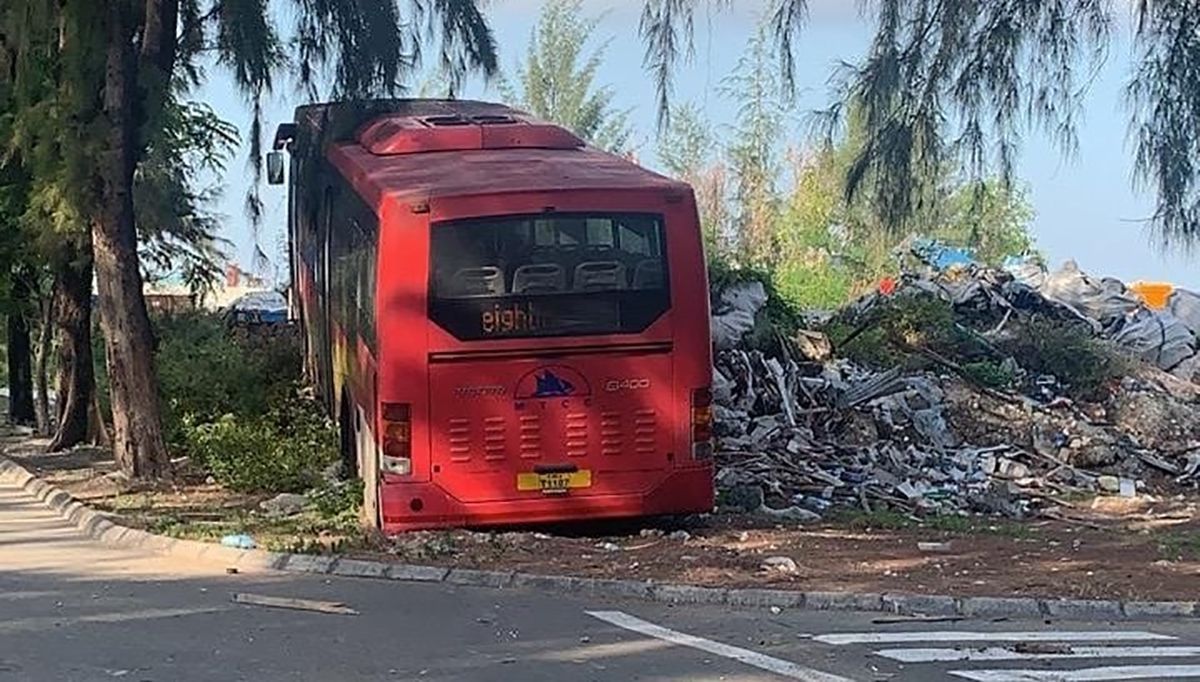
[267,151,285,186]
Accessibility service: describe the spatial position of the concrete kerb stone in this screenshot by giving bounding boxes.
[97,523,130,544]
[5,454,1200,621]
[26,478,49,499]
[805,591,885,612]
[445,568,516,589]
[882,593,960,617]
[511,572,582,593]
[1123,601,1198,619]
[168,538,216,562]
[333,558,389,580]
[724,588,805,609]
[1043,599,1125,620]
[576,578,654,601]
[385,564,450,583]
[959,596,1044,619]
[79,512,113,538]
[281,553,338,574]
[45,488,71,512]
[651,584,730,606]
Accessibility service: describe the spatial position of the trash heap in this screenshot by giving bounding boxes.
[710,245,1200,521]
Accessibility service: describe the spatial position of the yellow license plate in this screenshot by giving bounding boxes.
[517,470,592,494]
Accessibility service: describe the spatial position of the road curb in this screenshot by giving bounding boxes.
[3,453,1197,620]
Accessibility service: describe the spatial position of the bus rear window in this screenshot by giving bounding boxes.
[430,213,670,340]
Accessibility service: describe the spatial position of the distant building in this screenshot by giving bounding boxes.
[141,263,276,314]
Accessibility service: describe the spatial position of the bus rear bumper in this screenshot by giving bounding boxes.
[378,466,714,533]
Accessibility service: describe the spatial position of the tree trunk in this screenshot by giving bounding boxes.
[6,269,35,425]
[92,2,167,478]
[88,389,111,449]
[34,293,53,436]
[47,249,94,452]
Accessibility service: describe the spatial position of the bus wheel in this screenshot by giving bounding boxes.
[338,399,359,480]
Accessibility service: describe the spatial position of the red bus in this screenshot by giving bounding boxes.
[270,100,713,532]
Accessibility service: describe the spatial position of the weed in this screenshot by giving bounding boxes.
[1157,532,1200,561]
[830,508,915,531]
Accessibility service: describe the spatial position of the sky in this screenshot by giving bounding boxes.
[196,0,1198,289]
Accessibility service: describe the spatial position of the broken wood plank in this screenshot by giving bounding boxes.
[232,593,359,616]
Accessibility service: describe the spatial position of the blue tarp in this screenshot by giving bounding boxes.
[909,237,976,271]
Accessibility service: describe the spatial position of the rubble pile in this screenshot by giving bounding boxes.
[711,247,1200,520]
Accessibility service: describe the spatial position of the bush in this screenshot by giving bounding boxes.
[771,260,855,312]
[153,313,302,448]
[185,390,338,493]
[307,478,363,532]
[962,360,1016,389]
[999,317,1122,397]
[827,293,963,369]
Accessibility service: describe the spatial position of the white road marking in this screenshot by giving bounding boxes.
[587,610,858,682]
[950,665,1200,681]
[815,631,1176,646]
[879,645,1200,663]
[0,607,224,634]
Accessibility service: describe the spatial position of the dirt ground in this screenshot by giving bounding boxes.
[7,435,1200,603]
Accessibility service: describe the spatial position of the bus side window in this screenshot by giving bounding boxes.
[356,220,378,349]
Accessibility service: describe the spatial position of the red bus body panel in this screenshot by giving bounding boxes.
[292,101,712,532]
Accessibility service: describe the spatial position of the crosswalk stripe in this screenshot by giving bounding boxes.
[815,631,1176,646]
[587,610,857,682]
[878,645,1200,663]
[950,664,1200,681]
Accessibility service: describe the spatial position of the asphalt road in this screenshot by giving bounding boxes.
[3,481,1199,682]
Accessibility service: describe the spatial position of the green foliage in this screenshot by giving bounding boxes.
[827,294,959,369]
[772,259,855,312]
[502,0,633,153]
[657,102,715,180]
[1157,531,1200,561]
[998,318,1123,397]
[720,22,789,267]
[961,360,1016,390]
[308,478,364,521]
[153,314,302,447]
[137,96,239,297]
[657,103,730,256]
[185,392,338,494]
[770,110,1038,311]
[830,508,915,531]
[646,1,1200,250]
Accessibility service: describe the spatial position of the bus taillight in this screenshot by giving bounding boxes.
[382,402,413,476]
[691,388,713,460]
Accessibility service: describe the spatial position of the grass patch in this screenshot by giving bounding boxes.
[829,509,916,531]
[147,509,373,554]
[829,509,1037,538]
[1157,532,1200,561]
[922,515,1036,538]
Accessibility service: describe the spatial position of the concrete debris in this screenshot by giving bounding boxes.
[712,246,1200,521]
[917,542,953,553]
[260,493,309,517]
[761,556,800,574]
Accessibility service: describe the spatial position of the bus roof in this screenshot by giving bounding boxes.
[300,100,687,208]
